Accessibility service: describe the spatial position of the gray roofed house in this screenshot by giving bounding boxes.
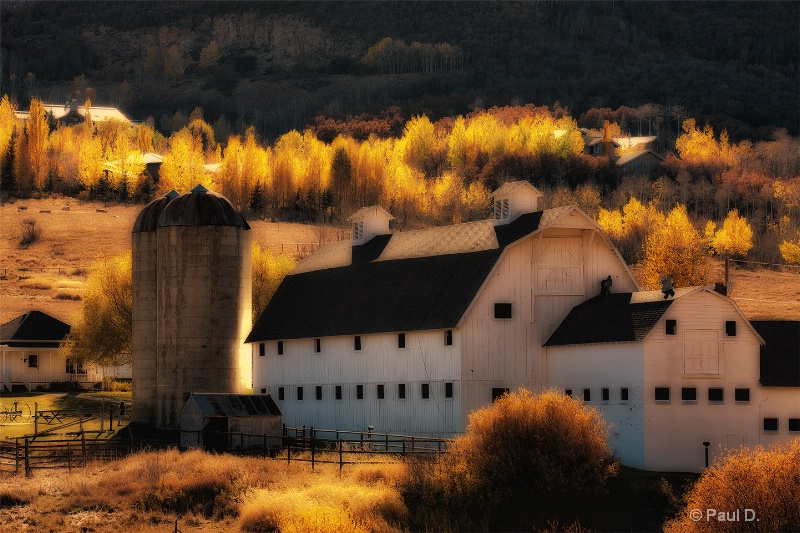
[0,310,70,348]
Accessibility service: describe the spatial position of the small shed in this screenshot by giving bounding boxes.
[179,393,282,452]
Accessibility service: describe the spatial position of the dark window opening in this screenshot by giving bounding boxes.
[278,387,285,401]
[602,388,609,402]
[259,343,265,357]
[620,387,629,401]
[398,383,406,399]
[398,333,406,348]
[494,303,512,319]
[421,383,430,399]
[354,335,362,351]
[666,320,677,335]
[789,419,800,432]
[708,388,724,402]
[735,388,750,402]
[377,384,385,400]
[297,387,303,401]
[315,386,322,401]
[583,389,591,402]
[682,387,697,401]
[260,387,267,394]
[445,382,453,398]
[27,354,38,368]
[335,385,342,400]
[763,418,778,432]
[492,387,510,402]
[314,338,321,353]
[445,330,453,346]
[357,385,364,400]
[655,387,670,401]
[725,321,737,337]
[565,389,573,398]
[277,340,284,355]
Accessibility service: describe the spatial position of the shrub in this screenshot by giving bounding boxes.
[19,218,41,247]
[401,389,617,531]
[665,440,800,532]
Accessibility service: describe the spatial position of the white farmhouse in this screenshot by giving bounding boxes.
[246,181,800,472]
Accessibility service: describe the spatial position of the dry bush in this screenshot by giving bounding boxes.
[18,218,41,247]
[54,291,82,300]
[401,389,617,531]
[665,439,800,532]
[19,280,52,290]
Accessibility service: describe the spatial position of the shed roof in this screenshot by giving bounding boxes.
[184,394,282,417]
[0,311,70,347]
[751,321,800,387]
[247,207,574,342]
[615,149,665,167]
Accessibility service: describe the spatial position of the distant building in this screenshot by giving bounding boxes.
[615,149,665,177]
[15,100,131,126]
[579,128,664,176]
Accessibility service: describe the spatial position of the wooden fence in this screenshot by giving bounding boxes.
[0,435,133,475]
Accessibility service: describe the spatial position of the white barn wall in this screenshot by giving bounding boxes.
[643,291,763,472]
[546,342,646,469]
[254,329,461,435]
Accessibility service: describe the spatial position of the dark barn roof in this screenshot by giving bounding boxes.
[752,321,800,388]
[0,311,71,347]
[247,208,572,342]
[544,291,677,346]
[185,393,282,417]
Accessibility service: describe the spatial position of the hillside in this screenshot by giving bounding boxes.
[2,199,798,327]
[0,198,339,324]
[1,1,797,141]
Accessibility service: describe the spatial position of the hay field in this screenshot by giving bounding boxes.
[0,198,342,324]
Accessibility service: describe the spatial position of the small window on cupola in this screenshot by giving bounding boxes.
[353,222,363,241]
[494,199,510,220]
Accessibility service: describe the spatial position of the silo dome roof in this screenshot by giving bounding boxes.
[157,184,251,229]
[132,190,180,233]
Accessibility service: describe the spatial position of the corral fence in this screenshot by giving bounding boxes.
[0,434,135,476]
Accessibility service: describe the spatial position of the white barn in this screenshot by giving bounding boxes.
[246,181,800,472]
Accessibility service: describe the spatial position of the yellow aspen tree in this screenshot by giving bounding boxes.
[0,95,16,164]
[711,209,753,257]
[48,125,79,189]
[159,128,208,193]
[26,98,51,191]
[641,204,710,290]
[779,240,800,264]
[251,242,296,322]
[597,208,625,239]
[77,134,104,190]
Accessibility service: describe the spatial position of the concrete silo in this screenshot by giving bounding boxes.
[131,190,178,423]
[131,185,252,428]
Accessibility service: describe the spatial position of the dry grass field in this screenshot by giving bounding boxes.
[0,198,344,324]
[0,449,408,533]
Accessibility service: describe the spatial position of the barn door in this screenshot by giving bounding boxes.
[535,238,584,295]
[684,331,719,374]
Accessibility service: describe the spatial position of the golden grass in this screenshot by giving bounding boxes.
[0,449,409,533]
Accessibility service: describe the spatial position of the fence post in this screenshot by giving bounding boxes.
[263,434,267,455]
[15,439,19,475]
[386,432,389,452]
[339,438,343,472]
[402,439,405,459]
[311,426,315,471]
[240,431,243,451]
[34,402,38,436]
[81,431,86,467]
[68,442,72,472]
[24,438,30,477]
[411,436,415,454]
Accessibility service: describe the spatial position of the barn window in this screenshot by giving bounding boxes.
[445,330,453,346]
[260,387,267,394]
[377,384,385,400]
[708,388,724,402]
[353,221,363,240]
[357,385,364,400]
[725,321,737,336]
[565,388,573,398]
[682,387,697,402]
[735,388,750,403]
[259,343,265,357]
[583,389,591,402]
[620,387,629,401]
[494,198,510,220]
[421,383,430,399]
[315,386,322,401]
[278,387,284,401]
[494,303,512,319]
[297,387,304,401]
[655,387,670,402]
[602,388,609,402]
[335,385,342,400]
[763,418,778,432]
[492,388,509,402]
[277,341,284,355]
[27,354,38,368]
[354,335,362,351]
[398,333,406,348]
[398,383,406,399]
[314,338,321,353]
[665,320,677,335]
[789,419,800,432]
[445,382,453,398]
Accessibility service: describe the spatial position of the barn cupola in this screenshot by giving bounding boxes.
[347,206,394,245]
[492,180,544,226]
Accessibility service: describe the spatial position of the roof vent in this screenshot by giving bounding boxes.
[660,275,675,299]
[191,184,209,194]
[491,180,543,226]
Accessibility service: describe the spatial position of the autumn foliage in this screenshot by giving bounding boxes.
[665,440,800,533]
